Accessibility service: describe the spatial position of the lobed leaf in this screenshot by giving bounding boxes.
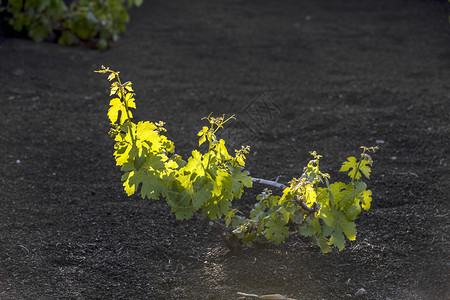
[264,216,289,244]
[340,157,371,180]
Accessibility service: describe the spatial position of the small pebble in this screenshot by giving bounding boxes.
[355,288,367,296]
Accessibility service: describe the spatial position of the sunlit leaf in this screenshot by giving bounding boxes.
[107,72,115,81]
[361,189,372,210]
[340,157,371,180]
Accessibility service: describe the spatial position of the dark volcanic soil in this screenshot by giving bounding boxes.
[0,0,449,299]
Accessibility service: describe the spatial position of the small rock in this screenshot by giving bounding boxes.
[355,288,367,296]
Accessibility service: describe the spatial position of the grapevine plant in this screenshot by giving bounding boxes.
[96,66,377,253]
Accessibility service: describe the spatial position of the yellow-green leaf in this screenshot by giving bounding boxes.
[198,126,208,146]
[361,189,372,210]
[340,157,359,179]
[359,161,371,179]
[110,82,120,96]
[108,98,122,123]
[338,213,357,241]
[124,92,136,109]
[107,72,115,81]
[136,121,158,143]
[330,230,345,251]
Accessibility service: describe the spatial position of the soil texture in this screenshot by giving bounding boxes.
[0,0,449,299]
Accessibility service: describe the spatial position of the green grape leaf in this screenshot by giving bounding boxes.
[322,222,334,236]
[133,151,146,170]
[339,182,371,215]
[327,212,357,251]
[108,93,136,124]
[279,205,292,224]
[241,232,257,244]
[124,153,167,200]
[360,162,371,179]
[136,121,159,143]
[123,92,136,109]
[108,98,125,124]
[138,173,166,200]
[340,157,357,176]
[326,181,346,207]
[192,176,213,209]
[166,188,195,220]
[236,169,253,188]
[230,166,253,198]
[339,221,356,241]
[299,217,321,237]
[313,235,331,253]
[215,139,232,161]
[110,82,119,96]
[361,189,372,210]
[353,181,367,195]
[344,202,361,220]
[113,141,132,166]
[121,170,136,196]
[319,206,336,228]
[267,195,281,210]
[197,126,209,146]
[182,150,205,176]
[231,215,246,228]
[340,157,371,180]
[264,216,289,244]
[335,181,366,210]
[249,200,267,222]
[330,230,345,251]
[203,200,221,220]
[213,168,233,200]
[224,209,237,227]
[123,82,133,92]
[203,196,232,220]
[299,222,315,237]
[304,183,317,206]
[337,212,356,241]
[123,180,135,196]
[202,166,233,220]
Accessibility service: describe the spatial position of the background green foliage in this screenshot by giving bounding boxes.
[0,0,143,48]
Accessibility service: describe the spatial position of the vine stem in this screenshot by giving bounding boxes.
[252,177,288,190]
[293,196,319,215]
